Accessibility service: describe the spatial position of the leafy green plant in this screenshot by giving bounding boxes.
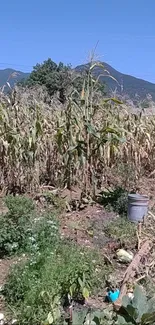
[0,195,59,256]
[65,287,155,325]
[116,285,155,324]
[42,191,65,213]
[4,195,35,218]
[98,187,128,216]
[3,241,110,324]
[41,293,61,325]
[26,213,59,253]
[68,307,114,325]
[104,217,136,245]
[0,195,35,256]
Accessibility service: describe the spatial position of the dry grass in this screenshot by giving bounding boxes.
[1,63,155,194]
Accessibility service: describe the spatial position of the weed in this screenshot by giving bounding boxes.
[25,213,59,253]
[5,195,35,219]
[99,187,128,216]
[104,217,136,246]
[0,195,59,257]
[0,196,35,256]
[3,241,110,324]
[42,191,65,213]
[67,286,155,325]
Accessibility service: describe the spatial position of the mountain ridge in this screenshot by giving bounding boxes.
[0,68,30,89]
[75,62,155,100]
[1,63,155,100]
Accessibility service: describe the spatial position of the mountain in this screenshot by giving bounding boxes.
[1,63,155,101]
[76,62,155,101]
[0,68,29,90]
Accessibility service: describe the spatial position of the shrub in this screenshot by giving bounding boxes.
[0,195,59,257]
[0,196,35,256]
[5,195,35,219]
[99,187,128,216]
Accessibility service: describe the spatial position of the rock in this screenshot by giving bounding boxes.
[116,249,133,263]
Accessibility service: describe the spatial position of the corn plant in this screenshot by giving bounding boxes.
[1,69,155,194]
[54,60,124,195]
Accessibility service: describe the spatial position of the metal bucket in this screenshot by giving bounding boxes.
[128,194,149,223]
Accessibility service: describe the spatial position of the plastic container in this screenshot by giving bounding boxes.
[106,289,120,302]
[128,194,149,223]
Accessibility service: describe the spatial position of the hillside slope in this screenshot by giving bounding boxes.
[0,68,29,89]
[1,63,155,100]
[76,62,155,100]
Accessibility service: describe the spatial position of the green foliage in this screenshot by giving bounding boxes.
[0,195,59,257]
[5,195,35,219]
[0,196,34,256]
[27,213,59,253]
[3,241,110,324]
[1,194,110,324]
[26,58,72,103]
[65,286,155,325]
[116,285,155,324]
[99,187,128,216]
[104,217,136,244]
[42,191,65,213]
[66,307,114,325]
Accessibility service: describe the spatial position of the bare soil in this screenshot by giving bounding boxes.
[60,204,118,248]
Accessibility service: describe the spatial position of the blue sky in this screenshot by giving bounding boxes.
[1,0,155,82]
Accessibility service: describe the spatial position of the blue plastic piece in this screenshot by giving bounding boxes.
[107,289,120,302]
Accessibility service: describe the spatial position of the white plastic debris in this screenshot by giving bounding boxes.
[128,292,134,300]
[0,314,4,321]
[116,249,133,263]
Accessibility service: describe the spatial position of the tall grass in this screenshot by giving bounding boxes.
[0,62,155,194]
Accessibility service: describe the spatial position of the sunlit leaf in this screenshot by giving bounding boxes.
[47,312,54,324]
[83,287,89,299]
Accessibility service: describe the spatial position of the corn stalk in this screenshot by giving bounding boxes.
[0,78,155,194]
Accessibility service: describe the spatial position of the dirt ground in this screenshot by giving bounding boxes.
[60,204,117,248]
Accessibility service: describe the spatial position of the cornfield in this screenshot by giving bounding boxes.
[0,63,155,195]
